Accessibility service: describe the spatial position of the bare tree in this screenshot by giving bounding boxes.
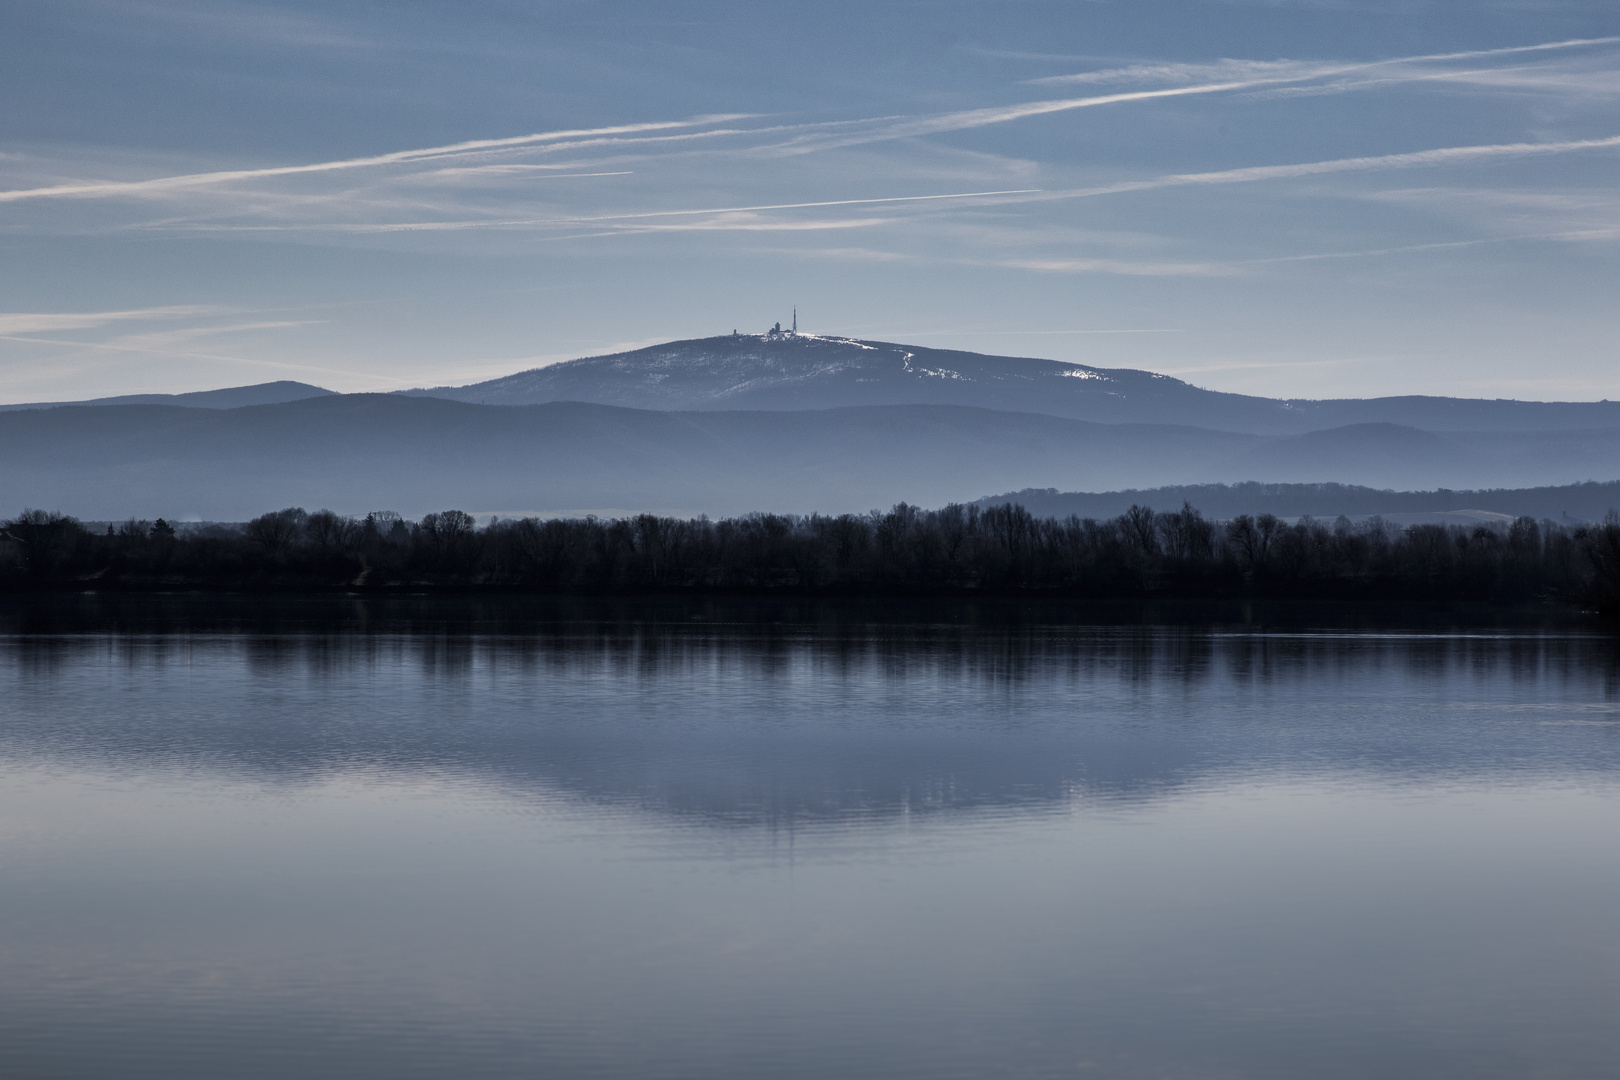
[247,508,308,553]
[306,509,357,551]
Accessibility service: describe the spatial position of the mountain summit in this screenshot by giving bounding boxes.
[405,333,1620,435]
[404,332,1193,417]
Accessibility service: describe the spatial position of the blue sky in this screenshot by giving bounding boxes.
[2,0,1617,402]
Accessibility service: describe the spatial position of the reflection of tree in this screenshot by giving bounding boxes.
[2,616,1615,832]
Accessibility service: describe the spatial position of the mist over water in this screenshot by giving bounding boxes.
[2,597,1618,1079]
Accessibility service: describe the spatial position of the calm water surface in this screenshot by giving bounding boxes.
[1,597,1618,1079]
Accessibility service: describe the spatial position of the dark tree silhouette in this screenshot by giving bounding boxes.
[247,508,308,553]
[1,501,1614,614]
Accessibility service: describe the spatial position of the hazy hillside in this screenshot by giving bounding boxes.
[0,381,334,412]
[405,333,1620,435]
[5,394,1620,520]
[0,397,1246,519]
[976,481,1620,524]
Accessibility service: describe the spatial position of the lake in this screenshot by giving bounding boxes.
[1,596,1617,1079]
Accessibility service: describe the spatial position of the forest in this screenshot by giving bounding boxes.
[2,502,1618,612]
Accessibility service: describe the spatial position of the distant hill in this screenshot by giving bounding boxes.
[404,333,1620,436]
[0,397,1251,519]
[976,481,1620,524]
[12,335,1619,442]
[0,381,334,412]
[4,395,1620,520]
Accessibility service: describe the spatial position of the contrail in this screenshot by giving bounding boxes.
[584,135,1620,234]
[6,36,1612,206]
[1037,134,1620,203]
[765,81,1293,155]
[1031,35,1620,86]
[545,135,1620,224]
[145,188,1045,232]
[0,117,747,203]
[143,132,1620,237]
[124,134,1620,240]
[770,36,1620,152]
[566,188,1044,222]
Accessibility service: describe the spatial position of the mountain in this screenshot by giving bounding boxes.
[4,395,1620,521]
[0,397,1251,519]
[405,333,1620,436]
[1223,423,1475,482]
[0,381,334,413]
[8,334,1616,439]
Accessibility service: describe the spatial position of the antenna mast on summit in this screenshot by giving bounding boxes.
[792,306,797,335]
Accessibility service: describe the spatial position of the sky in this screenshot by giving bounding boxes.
[2,0,1618,403]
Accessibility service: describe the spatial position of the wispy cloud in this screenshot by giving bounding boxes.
[1032,134,1620,205]
[1029,36,1619,87]
[759,81,1292,156]
[1248,227,1620,265]
[0,118,747,203]
[599,214,894,234]
[597,38,1620,158]
[0,333,289,369]
[1239,60,1620,103]
[0,309,338,381]
[115,0,385,51]
[768,245,1234,278]
[15,36,1611,217]
[0,305,220,334]
[1357,184,1620,225]
[1011,37,1620,120]
[991,256,1233,277]
[109,320,316,350]
[400,168,634,185]
[133,188,1043,234]
[554,134,1620,234]
[1033,58,1334,88]
[126,134,1620,248]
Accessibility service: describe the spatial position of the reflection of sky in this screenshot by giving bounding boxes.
[3,612,1620,1078]
[2,3,1619,402]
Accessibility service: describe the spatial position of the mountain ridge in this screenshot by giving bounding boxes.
[401,333,1620,435]
[7,336,1617,437]
[0,380,334,412]
[3,394,1618,520]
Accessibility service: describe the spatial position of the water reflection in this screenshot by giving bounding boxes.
[3,597,1615,829]
[3,597,1620,1080]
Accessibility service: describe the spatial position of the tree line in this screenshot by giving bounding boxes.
[2,502,1618,611]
